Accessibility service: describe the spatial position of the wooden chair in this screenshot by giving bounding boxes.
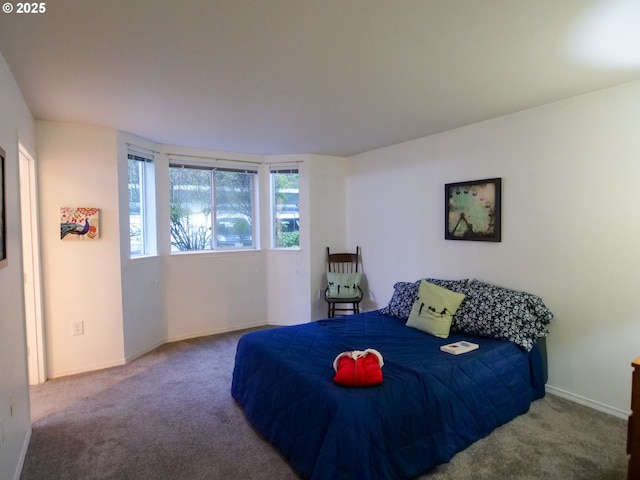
[324,246,363,318]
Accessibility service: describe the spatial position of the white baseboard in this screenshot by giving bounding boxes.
[48,324,268,378]
[166,321,267,344]
[124,338,166,364]
[546,385,629,420]
[15,427,32,480]
[49,358,126,379]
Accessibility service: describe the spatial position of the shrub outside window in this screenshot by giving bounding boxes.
[271,168,299,248]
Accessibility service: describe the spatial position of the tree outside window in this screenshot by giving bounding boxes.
[169,164,256,252]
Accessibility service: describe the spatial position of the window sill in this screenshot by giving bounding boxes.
[129,254,159,262]
[169,248,261,257]
[270,247,301,253]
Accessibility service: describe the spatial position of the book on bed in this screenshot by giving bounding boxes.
[440,340,479,354]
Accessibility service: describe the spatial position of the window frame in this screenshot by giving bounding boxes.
[127,151,155,258]
[168,159,258,253]
[270,166,300,250]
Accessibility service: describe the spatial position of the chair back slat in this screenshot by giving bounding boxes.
[327,247,360,273]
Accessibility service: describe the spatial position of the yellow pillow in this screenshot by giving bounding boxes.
[406,280,466,338]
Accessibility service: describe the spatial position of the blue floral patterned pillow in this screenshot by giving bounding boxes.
[451,279,554,351]
[379,281,420,320]
[380,278,469,320]
[424,278,469,295]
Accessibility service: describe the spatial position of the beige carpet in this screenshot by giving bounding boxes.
[21,329,629,480]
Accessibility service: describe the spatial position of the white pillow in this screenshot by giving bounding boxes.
[327,272,362,299]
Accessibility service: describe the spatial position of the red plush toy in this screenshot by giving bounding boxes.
[332,349,384,387]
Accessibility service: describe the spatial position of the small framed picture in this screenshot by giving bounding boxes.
[60,207,100,240]
[445,178,501,242]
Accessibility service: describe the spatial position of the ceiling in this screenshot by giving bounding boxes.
[1,0,639,157]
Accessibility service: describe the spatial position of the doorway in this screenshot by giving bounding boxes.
[19,143,46,385]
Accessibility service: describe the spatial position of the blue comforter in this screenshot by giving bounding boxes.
[231,311,545,479]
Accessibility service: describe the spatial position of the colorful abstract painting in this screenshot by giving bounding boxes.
[60,207,100,240]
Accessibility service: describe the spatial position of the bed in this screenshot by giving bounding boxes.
[231,279,552,479]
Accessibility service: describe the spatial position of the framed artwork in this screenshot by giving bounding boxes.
[0,146,6,268]
[60,207,100,240]
[445,177,501,242]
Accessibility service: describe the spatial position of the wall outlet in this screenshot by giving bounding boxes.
[72,321,84,336]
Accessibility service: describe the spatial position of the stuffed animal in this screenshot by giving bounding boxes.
[332,349,384,387]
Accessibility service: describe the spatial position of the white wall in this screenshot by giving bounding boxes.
[165,250,268,339]
[263,154,348,325]
[36,130,332,375]
[264,155,310,326]
[160,145,269,339]
[0,52,35,480]
[37,122,126,377]
[347,81,640,416]
[308,155,348,319]
[117,133,165,361]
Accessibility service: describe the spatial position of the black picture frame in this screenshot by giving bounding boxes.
[0,146,6,268]
[445,177,501,242]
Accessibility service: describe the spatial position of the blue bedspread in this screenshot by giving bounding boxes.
[231,311,546,479]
